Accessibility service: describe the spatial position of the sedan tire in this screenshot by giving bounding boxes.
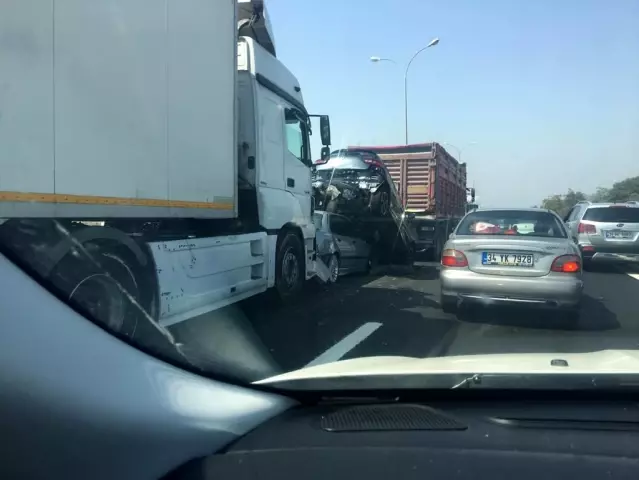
[440,294,458,314]
[328,254,340,284]
[561,306,581,324]
[582,258,594,272]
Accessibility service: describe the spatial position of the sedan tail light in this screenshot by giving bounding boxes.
[363,157,385,169]
[551,254,581,273]
[441,249,468,267]
[577,222,596,234]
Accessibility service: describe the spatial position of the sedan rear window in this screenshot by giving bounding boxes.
[316,154,370,171]
[456,210,567,238]
[582,206,639,223]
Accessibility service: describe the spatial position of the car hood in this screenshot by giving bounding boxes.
[254,350,639,384]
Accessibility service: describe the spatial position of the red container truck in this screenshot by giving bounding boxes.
[348,143,468,260]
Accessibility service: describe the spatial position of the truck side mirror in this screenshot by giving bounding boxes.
[320,146,330,161]
[320,115,331,146]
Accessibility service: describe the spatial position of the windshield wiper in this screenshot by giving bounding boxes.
[451,374,483,389]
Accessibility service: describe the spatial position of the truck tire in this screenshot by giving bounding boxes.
[50,249,144,337]
[275,232,305,301]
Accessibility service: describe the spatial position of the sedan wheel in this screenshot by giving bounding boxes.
[440,293,458,314]
[379,191,390,217]
[328,254,340,283]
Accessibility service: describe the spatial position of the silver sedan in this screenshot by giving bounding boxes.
[314,211,373,283]
[439,208,584,320]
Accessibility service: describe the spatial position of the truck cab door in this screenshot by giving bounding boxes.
[283,108,312,221]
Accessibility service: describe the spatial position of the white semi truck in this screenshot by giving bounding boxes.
[0,0,331,337]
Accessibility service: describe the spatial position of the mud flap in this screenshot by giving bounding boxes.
[312,256,331,283]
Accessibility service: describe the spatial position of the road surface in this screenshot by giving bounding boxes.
[246,262,639,374]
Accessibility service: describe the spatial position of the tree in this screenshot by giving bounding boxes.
[540,189,587,217]
[564,189,587,208]
[589,187,611,203]
[540,176,639,215]
[541,194,566,215]
[607,176,639,203]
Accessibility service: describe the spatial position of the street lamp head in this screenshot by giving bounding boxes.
[370,56,382,62]
[427,37,440,48]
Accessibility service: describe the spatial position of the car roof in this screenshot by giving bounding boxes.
[581,203,639,209]
[470,207,554,213]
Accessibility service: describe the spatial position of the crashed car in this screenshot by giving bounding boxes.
[313,210,374,283]
[312,150,401,218]
[312,149,416,265]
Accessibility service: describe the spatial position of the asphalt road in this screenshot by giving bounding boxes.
[246,262,639,374]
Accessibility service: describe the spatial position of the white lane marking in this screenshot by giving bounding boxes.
[627,273,639,281]
[304,322,383,368]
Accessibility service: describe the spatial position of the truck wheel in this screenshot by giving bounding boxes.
[275,232,305,301]
[50,250,143,337]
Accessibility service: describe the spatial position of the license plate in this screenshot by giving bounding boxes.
[605,230,632,239]
[420,226,435,231]
[482,252,534,267]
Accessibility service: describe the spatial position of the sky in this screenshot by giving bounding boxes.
[267,0,639,207]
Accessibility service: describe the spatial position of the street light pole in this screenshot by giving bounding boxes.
[370,37,439,145]
[403,38,439,145]
[443,141,477,163]
[443,143,462,162]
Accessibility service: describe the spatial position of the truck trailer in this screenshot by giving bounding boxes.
[350,143,467,260]
[0,0,331,337]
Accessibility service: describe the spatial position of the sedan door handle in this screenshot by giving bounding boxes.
[287,178,295,187]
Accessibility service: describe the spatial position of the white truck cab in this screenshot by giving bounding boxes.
[0,0,331,339]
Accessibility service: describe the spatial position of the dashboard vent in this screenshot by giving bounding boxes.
[321,404,467,432]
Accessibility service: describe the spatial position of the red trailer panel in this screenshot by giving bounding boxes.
[348,143,467,217]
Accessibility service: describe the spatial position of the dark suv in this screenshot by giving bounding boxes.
[564,201,639,269]
[312,149,402,218]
